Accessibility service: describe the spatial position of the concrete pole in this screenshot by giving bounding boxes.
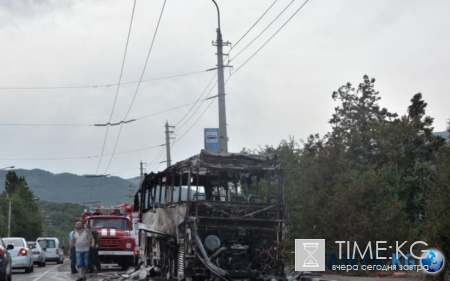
[8,197,11,237]
[212,0,228,153]
[140,162,144,184]
[129,184,133,205]
[165,121,174,167]
[139,161,144,221]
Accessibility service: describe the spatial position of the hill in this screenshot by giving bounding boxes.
[0,169,139,206]
[434,131,450,141]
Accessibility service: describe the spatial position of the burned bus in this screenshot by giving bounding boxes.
[137,150,285,281]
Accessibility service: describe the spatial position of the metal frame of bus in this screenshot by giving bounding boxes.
[138,150,285,281]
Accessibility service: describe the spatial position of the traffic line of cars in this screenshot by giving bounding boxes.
[0,236,64,281]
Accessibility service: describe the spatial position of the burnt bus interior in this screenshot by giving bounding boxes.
[138,150,285,281]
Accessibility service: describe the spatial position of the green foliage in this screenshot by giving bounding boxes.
[4,171,20,195]
[0,171,43,240]
[255,75,449,267]
[425,137,450,265]
[38,201,86,251]
[0,211,6,237]
[0,172,85,248]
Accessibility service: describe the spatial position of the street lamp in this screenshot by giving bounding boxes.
[0,166,15,170]
[211,0,229,152]
[83,174,110,178]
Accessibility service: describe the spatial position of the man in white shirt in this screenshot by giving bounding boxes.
[69,219,94,281]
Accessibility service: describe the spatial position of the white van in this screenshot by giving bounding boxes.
[36,237,64,264]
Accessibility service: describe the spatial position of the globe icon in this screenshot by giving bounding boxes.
[421,250,444,273]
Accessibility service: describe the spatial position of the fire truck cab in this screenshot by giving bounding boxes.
[82,204,137,270]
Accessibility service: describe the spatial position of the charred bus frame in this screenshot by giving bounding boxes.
[138,150,285,281]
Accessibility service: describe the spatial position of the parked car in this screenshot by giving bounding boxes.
[0,236,13,281]
[36,237,64,264]
[28,241,46,267]
[3,237,33,273]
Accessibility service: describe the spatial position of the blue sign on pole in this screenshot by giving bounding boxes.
[204,128,220,152]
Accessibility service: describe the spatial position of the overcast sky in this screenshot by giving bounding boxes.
[0,0,449,182]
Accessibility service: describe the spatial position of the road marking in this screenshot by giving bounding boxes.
[31,263,63,281]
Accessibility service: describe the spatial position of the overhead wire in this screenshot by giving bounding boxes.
[174,76,218,132]
[101,0,168,177]
[228,0,296,64]
[146,146,165,170]
[0,70,207,90]
[0,96,217,127]
[99,0,299,175]
[163,2,279,147]
[88,0,137,203]
[225,0,278,65]
[0,123,93,127]
[134,96,212,122]
[232,0,310,75]
[0,144,164,161]
[94,0,137,176]
[173,97,216,146]
[173,72,217,127]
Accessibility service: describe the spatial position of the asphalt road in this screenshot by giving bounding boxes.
[11,258,131,281]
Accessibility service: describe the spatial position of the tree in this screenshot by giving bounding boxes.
[1,171,43,239]
[258,76,446,263]
[373,94,446,234]
[4,171,19,195]
[329,75,397,167]
[425,123,450,278]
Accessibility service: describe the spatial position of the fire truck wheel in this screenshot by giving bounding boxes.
[120,263,129,271]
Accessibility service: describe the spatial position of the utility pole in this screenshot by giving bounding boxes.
[8,196,11,237]
[139,161,144,218]
[212,0,230,153]
[165,121,175,167]
[128,184,133,205]
[139,161,144,189]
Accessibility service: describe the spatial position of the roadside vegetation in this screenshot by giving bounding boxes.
[0,173,85,252]
[247,75,449,275]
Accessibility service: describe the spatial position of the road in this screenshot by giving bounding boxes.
[11,258,131,281]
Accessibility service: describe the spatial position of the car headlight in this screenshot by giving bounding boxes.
[126,243,132,249]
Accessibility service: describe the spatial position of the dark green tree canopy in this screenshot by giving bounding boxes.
[256,76,449,273]
[0,171,43,239]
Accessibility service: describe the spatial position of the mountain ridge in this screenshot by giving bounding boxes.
[0,169,139,206]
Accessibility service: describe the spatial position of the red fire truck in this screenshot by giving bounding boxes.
[82,204,139,270]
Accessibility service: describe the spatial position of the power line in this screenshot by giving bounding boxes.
[233,0,310,75]
[51,179,139,190]
[229,0,297,63]
[88,0,137,204]
[0,97,216,127]
[101,0,168,176]
[174,76,218,132]
[152,155,166,172]
[0,123,93,127]
[134,95,214,122]
[173,72,217,127]
[225,0,278,65]
[147,98,216,173]
[94,0,137,177]
[146,146,165,169]
[0,70,207,90]
[0,144,164,161]
[173,97,216,146]
[109,167,141,176]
